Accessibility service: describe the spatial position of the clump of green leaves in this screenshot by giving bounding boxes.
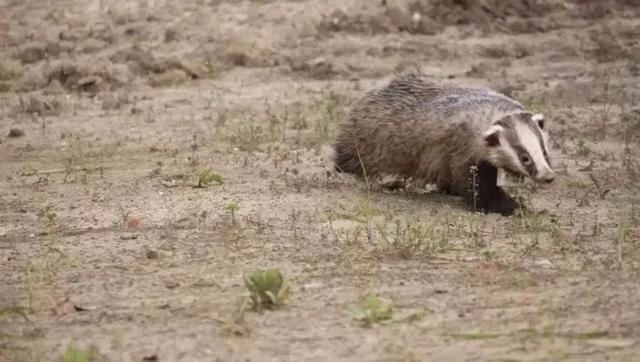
[196,168,224,188]
[244,268,290,310]
[348,295,393,327]
[61,343,94,362]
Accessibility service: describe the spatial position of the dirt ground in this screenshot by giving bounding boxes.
[1,0,640,361]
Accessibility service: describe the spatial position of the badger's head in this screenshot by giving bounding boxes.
[483,112,555,183]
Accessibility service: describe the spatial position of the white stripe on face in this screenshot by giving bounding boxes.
[531,114,550,157]
[515,122,554,179]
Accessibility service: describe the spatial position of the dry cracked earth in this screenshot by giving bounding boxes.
[1,0,640,361]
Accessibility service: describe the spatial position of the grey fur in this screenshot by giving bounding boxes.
[333,72,552,214]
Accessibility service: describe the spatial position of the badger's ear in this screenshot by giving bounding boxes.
[483,125,504,147]
[531,113,545,130]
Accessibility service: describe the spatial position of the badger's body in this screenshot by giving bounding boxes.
[334,72,555,216]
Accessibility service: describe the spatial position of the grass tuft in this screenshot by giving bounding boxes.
[196,168,224,188]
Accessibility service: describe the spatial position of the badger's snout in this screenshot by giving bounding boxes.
[540,175,555,183]
[535,169,556,184]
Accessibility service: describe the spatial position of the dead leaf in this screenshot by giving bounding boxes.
[127,218,141,230]
[52,297,90,315]
[73,305,89,312]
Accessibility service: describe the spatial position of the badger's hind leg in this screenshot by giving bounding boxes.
[378,175,406,191]
[469,162,520,216]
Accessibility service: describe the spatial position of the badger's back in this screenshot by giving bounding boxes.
[333,72,524,187]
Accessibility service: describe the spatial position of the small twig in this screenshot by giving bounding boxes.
[20,166,105,176]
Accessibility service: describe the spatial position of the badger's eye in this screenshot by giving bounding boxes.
[520,154,532,166]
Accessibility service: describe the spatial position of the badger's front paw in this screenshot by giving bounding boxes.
[486,188,521,216]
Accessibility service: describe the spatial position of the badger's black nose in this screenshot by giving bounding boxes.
[538,173,555,184]
[535,170,556,184]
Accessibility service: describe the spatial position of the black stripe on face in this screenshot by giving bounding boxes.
[511,144,536,176]
[525,118,549,163]
[496,116,539,177]
[518,113,551,164]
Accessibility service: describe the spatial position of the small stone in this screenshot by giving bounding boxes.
[534,259,553,268]
[8,128,25,138]
[165,280,179,289]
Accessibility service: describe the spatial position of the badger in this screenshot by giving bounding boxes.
[333,72,555,216]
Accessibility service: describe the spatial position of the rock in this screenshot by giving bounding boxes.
[165,280,179,289]
[146,249,159,259]
[533,259,553,268]
[77,75,103,93]
[8,128,25,138]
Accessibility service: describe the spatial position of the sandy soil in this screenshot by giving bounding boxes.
[1,0,640,361]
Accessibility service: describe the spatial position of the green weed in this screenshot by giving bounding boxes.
[61,344,94,362]
[348,295,393,327]
[196,168,224,188]
[225,201,240,225]
[244,268,290,310]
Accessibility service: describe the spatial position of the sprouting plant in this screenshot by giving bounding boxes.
[469,165,480,212]
[225,201,240,225]
[347,295,393,327]
[118,205,132,230]
[189,133,199,166]
[61,343,94,362]
[244,268,291,310]
[196,168,224,188]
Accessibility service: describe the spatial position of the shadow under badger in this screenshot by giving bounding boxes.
[333,72,555,216]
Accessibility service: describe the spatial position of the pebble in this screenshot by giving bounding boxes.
[8,128,25,138]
